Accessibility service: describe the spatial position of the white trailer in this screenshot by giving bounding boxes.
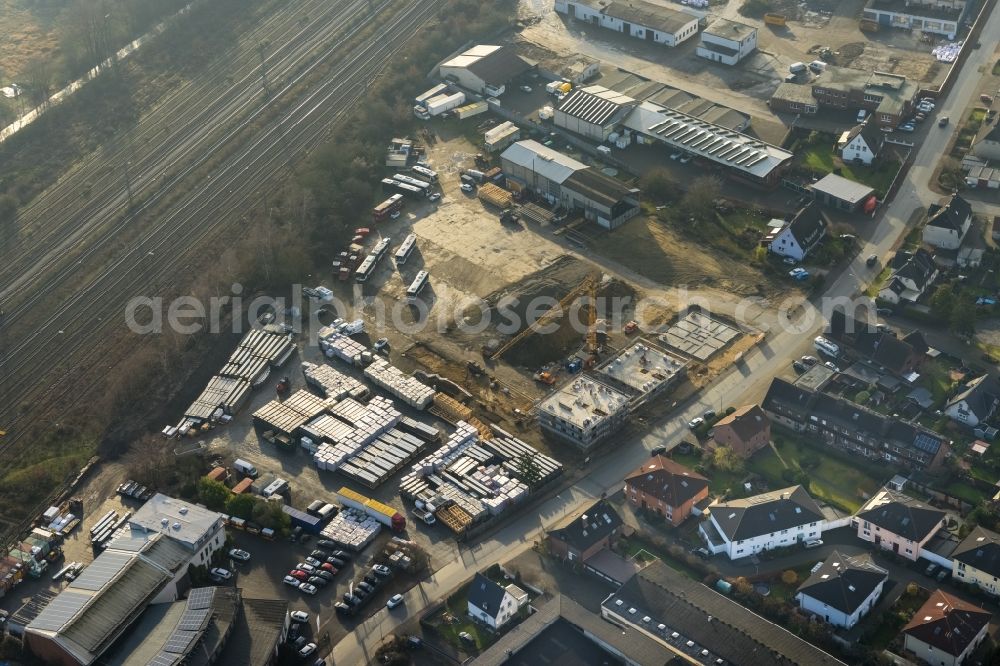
[423,91,466,117]
[455,101,488,119]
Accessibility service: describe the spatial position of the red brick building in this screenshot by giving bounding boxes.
[711,405,771,457]
[624,456,708,526]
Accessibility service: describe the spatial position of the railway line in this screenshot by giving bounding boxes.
[0,0,442,493]
[0,0,370,298]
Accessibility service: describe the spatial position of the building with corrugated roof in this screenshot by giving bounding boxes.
[554,0,700,47]
[439,45,533,97]
[554,85,637,142]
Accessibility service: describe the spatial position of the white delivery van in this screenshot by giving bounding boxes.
[789,62,806,74]
[233,459,258,479]
[813,336,841,358]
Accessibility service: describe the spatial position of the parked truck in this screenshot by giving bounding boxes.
[413,91,466,119]
[281,505,323,534]
[337,487,406,531]
[455,101,488,119]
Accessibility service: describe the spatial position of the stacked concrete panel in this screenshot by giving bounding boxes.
[301,361,365,400]
[363,358,435,409]
[319,508,381,551]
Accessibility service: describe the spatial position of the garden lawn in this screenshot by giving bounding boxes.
[438,588,496,651]
[750,437,882,513]
[799,140,901,197]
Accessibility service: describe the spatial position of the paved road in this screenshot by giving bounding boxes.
[330,10,1000,663]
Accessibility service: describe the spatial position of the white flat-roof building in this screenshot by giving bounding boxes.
[555,0,700,47]
[536,375,631,450]
[439,45,533,97]
[595,340,687,402]
[128,494,225,568]
[697,18,757,66]
[624,101,792,187]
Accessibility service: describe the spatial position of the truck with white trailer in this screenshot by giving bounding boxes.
[413,91,466,119]
[337,487,406,531]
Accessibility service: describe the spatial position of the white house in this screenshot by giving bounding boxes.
[696,18,758,66]
[902,590,991,666]
[973,125,1000,162]
[923,193,972,250]
[699,485,825,559]
[466,572,527,630]
[554,0,700,47]
[853,489,947,563]
[877,249,938,305]
[838,121,885,166]
[945,374,1000,429]
[795,551,887,629]
[766,202,829,261]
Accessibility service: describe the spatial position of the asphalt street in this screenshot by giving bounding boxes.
[330,12,1000,664]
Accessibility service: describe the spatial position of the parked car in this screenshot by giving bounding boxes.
[310,550,328,561]
[824,361,838,371]
[290,570,309,581]
[299,643,318,658]
[331,550,352,561]
[703,409,717,421]
[305,557,322,568]
[679,154,692,164]
[520,85,533,93]
[866,254,879,267]
[792,360,807,374]
[325,557,347,568]
[387,594,405,609]
[343,592,362,604]
[290,610,309,623]
[925,563,938,576]
[372,564,392,577]
[290,527,303,542]
[801,355,819,366]
[898,123,915,133]
[320,563,338,574]
[693,547,711,560]
[782,257,797,265]
[373,338,389,353]
[460,182,474,193]
[876,307,893,316]
[307,576,328,588]
[364,572,379,585]
[804,539,824,549]
[670,151,682,161]
[936,569,950,582]
[314,570,334,582]
[228,548,250,562]
[687,416,704,429]
[299,583,318,595]
[939,116,949,126]
[650,446,667,456]
[316,540,338,551]
[283,575,301,587]
[334,602,354,616]
[357,581,376,594]
[210,568,232,580]
[459,632,474,643]
[297,563,316,573]
[428,192,441,202]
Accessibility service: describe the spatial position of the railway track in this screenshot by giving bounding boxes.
[0,0,370,298]
[0,0,441,475]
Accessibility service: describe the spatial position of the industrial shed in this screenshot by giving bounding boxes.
[556,0,700,47]
[439,45,533,97]
[554,85,637,142]
[809,173,877,213]
[500,140,587,200]
[560,169,640,229]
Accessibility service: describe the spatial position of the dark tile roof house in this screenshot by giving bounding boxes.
[711,404,770,441]
[926,194,973,233]
[889,248,938,292]
[902,590,991,660]
[604,560,846,666]
[856,490,945,542]
[624,457,708,507]
[467,573,508,622]
[826,310,924,376]
[786,202,829,253]
[547,499,623,555]
[710,485,824,542]
[796,551,888,616]
[842,122,885,156]
[901,330,928,355]
[952,526,1000,579]
[946,374,1000,424]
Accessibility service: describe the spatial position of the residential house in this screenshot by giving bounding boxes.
[795,550,888,629]
[766,202,829,261]
[710,404,771,456]
[972,125,1000,162]
[951,526,1000,596]
[602,561,847,666]
[696,18,757,65]
[467,572,528,630]
[826,309,926,377]
[554,0,701,47]
[923,194,972,250]
[878,249,938,305]
[761,378,950,470]
[854,489,946,562]
[623,456,708,526]
[548,498,624,562]
[699,485,825,559]
[945,374,1000,428]
[902,590,990,666]
[839,121,885,166]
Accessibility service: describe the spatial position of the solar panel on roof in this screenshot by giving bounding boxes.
[913,433,941,454]
[27,590,91,631]
[186,588,216,610]
[179,607,211,631]
[149,653,181,666]
[70,551,131,591]
[164,629,200,654]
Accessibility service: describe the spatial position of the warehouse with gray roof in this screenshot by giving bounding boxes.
[554,85,637,142]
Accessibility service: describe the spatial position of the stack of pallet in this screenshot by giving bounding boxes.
[301,362,365,400]
[320,508,381,551]
[436,504,473,533]
[364,358,435,409]
[477,182,512,208]
[319,329,367,363]
[430,394,493,439]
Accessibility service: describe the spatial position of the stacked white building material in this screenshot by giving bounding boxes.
[310,396,403,470]
[932,41,962,62]
[318,328,367,363]
[320,507,381,551]
[301,361,364,400]
[363,358,435,409]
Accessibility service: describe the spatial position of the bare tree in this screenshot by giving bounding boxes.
[22,59,53,109]
[681,175,723,224]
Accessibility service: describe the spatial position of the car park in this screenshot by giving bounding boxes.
[320,563,338,574]
[299,583,318,595]
[210,568,232,580]
[310,550,328,561]
[299,643,318,658]
[290,610,309,623]
[290,570,309,581]
[372,564,392,577]
[307,576,328,588]
[325,557,347,568]
[228,548,250,562]
[387,594,404,609]
[297,563,316,573]
[305,557,323,568]
[283,575,301,587]
[314,570,334,581]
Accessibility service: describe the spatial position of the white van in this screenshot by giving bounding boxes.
[262,478,289,498]
[233,458,258,479]
[813,336,841,358]
[788,62,806,74]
